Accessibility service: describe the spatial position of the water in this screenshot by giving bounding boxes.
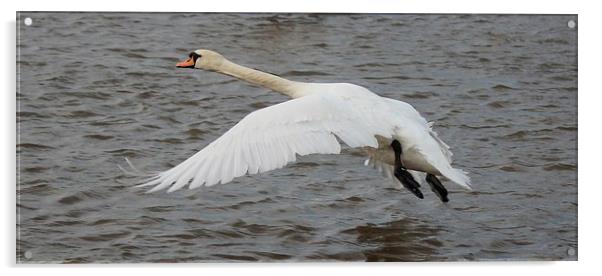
[16,13,577,263]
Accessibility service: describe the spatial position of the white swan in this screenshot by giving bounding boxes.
[136,49,471,202]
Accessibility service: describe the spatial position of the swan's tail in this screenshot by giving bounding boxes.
[441,168,472,191]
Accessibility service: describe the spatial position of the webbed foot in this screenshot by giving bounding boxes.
[426,173,449,202]
[391,140,424,199]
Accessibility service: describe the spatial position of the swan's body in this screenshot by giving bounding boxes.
[138,50,471,198]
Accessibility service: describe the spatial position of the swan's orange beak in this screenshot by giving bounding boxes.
[176,57,195,68]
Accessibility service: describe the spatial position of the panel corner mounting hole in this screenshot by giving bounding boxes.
[567,20,576,29]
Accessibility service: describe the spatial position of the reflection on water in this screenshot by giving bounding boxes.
[17,13,577,262]
[353,218,444,262]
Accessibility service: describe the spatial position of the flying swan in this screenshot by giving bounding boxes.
[135,49,471,202]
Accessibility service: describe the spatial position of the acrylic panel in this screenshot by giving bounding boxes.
[16,13,577,263]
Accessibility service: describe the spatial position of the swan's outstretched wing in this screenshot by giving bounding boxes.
[138,92,396,193]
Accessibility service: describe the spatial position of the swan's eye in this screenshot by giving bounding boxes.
[189,52,201,63]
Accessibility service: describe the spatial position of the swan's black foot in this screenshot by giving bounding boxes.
[394,167,424,199]
[426,174,449,202]
[391,139,424,199]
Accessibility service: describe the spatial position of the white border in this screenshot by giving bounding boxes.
[0,0,582,13]
[3,0,599,275]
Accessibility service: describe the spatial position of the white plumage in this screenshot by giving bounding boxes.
[137,50,471,194]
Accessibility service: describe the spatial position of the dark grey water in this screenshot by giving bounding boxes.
[16,13,577,263]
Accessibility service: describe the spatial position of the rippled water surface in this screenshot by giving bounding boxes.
[16,13,577,263]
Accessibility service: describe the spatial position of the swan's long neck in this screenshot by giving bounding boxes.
[215,59,302,98]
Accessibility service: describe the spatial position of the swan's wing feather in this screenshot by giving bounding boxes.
[141,92,393,193]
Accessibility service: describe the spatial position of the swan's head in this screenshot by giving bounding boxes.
[176,49,226,71]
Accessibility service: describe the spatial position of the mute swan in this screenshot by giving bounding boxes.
[136,49,471,202]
